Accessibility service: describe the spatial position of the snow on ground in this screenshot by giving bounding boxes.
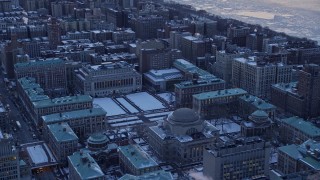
[110,120,143,127]
[144,111,172,117]
[214,122,241,135]
[149,117,165,122]
[133,138,146,144]
[126,92,165,111]
[116,98,139,113]
[108,116,138,123]
[93,98,126,116]
[27,145,48,164]
[108,116,143,127]
[157,93,175,104]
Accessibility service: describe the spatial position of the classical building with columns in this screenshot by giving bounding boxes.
[148,108,219,167]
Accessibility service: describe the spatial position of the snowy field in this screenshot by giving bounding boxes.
[116,98,139,113]
[215,122,241,135]
[157,93,175,104]
[93,98,126,116]
[126,92,165,111]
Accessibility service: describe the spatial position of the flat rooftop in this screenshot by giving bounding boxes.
[33,95,92,109]
[42,107,106,124]
[281,116,320,138]
[119,170,173,180]
[239,95,276,110]
[68,152,104,179]
[272,82,299,95]
[14,58,64,68]
[47,122,78,142]
[193,88,247,100]
[175,78,225,89]
[144,68,183,82]
[279,140,320,170]
[118,144,158,169]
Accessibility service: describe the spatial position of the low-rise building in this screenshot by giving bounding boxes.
[32,95,93,126]
[144,68,183,92]
[173,59,225,108]
[203,136,270,180]
[112,29,136,44]
[192,88,248,118]
[278,140,320,175]
[148,108,219,167]
[279,116,320,144]
[175,78,226,108]
[16,77,93,126]
[271,82,304,117]
[16,77,50,116]
[272,64,320,119]
[47,122,79,164]
[239,94,276,119]
[119,144,159,176]
[14,58,67,93]
[42,107,107,139]
[241,110,273,139]
[75,61,142,97]
[119,170,173,180]
[68,152,105,180]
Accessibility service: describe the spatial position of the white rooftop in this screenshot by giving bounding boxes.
[26,145,48,164]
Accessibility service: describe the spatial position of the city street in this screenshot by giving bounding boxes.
[0,72,36,144]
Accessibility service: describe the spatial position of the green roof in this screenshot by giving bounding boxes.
[174,59,217,79]
[87,133,109,144]
[18,77,50,102]
[300,156,320,170]
[25,88,49,102]
[279,140,320,170]
[118,145,158,169]
[47,122,78,142]
[278,144,301,160]
[193,88,247,100]
[19,160,27,166]
[42,107,106,124]
[18,77,39,89]
[119,170,173,180]
[14,58,64,69]
[239,95,276,110]
[281,117,320,138]
[68,152,104,180]
[251,110,268,118]
[33,95,92,108]
[175,78,225,89]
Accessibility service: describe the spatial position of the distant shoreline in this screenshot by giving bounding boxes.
[166,0,320,44]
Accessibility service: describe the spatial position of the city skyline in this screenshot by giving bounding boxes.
[0,0,319,179]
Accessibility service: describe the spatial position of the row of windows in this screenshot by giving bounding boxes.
[38,102,92,115]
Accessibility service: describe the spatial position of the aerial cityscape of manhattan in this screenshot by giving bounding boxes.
[0,0,319,179]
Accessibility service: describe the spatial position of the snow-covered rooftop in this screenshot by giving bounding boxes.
[26,145,48,164]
